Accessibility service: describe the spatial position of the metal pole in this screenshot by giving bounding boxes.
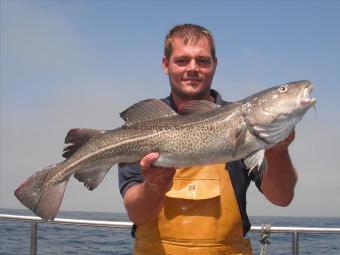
[3,214,340,255]
[31,221,37,255]
[292,232,299,255]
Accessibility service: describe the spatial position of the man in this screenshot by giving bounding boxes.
[119,24,297,255]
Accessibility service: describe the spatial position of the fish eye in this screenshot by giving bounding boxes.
[279,85,288,93]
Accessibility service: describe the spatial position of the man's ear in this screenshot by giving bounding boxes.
[162,56,169,74]
[213,57,218,74]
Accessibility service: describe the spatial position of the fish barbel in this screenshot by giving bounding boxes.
[15,80,316,220]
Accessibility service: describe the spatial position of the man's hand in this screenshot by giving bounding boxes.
[140,152,176,195]
[267,130,295,154]
[123,152,176,225]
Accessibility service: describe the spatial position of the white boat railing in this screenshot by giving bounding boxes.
[1,213,340,255]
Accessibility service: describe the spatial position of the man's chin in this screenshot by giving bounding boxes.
[182,87,210,100]
[171,81,211,100]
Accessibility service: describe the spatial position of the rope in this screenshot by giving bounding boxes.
[260,224,271,255]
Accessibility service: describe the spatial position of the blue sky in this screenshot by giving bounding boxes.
[1,0,339,217]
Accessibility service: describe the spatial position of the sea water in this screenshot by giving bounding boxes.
[1,209,339,255]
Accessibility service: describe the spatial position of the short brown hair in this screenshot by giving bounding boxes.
[164,24,216,60]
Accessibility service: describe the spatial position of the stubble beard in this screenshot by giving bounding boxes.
[170,78,212,101]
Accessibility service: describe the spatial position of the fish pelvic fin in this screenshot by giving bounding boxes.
[63,128,106,158]
[14,163,69,221]
[74,164,113,190]
[243,149,265,174]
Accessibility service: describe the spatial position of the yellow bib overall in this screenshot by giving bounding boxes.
[134,164,252,255]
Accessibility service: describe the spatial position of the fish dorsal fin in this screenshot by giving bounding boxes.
[63,128,106,158]
[177,100,220,115]
[120,99,177,125]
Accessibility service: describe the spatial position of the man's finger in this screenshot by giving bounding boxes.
[140,152,160,169]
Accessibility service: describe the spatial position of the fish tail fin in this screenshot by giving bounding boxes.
[14,163,68,221]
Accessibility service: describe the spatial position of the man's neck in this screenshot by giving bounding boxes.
[171,91,214,109]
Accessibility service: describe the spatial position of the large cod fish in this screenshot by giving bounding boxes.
[15,80,316,220]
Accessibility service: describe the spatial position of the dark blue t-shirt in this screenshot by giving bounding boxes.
[118,89,264,236]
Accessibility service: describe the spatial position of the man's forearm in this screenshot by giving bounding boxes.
[123,152,175,225]
[124,182,166,225]
[261,148,297,206]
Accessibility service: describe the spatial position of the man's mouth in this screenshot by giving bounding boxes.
[182,78,201,83]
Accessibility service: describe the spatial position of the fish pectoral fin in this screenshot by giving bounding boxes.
[14,163,68,221]
[244,109,297,146]
[74,164,113,190]
[243,114,269,144]
[120,99,178,125]
[243,149,265,173]
[251,121,294,145]
[63,128,106,158]
[232,127,247,157]
[177,100,220,115]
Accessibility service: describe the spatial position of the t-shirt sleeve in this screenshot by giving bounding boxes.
[118,163,144,197]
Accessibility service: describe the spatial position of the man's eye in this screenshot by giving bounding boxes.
[197,59,211,65]
[175,59,188,65]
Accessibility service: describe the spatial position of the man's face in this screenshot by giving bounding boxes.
[162,37,217,101]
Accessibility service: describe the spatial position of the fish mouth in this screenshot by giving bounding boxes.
[300,83,317,107]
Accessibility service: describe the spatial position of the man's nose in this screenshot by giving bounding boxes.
[187,59,199,71]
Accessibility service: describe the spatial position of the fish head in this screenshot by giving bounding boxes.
[243,80,317,144]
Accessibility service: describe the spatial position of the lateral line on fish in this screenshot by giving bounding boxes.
[50,109,235,184]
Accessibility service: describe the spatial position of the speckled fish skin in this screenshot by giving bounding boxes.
[14,80,316,220]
